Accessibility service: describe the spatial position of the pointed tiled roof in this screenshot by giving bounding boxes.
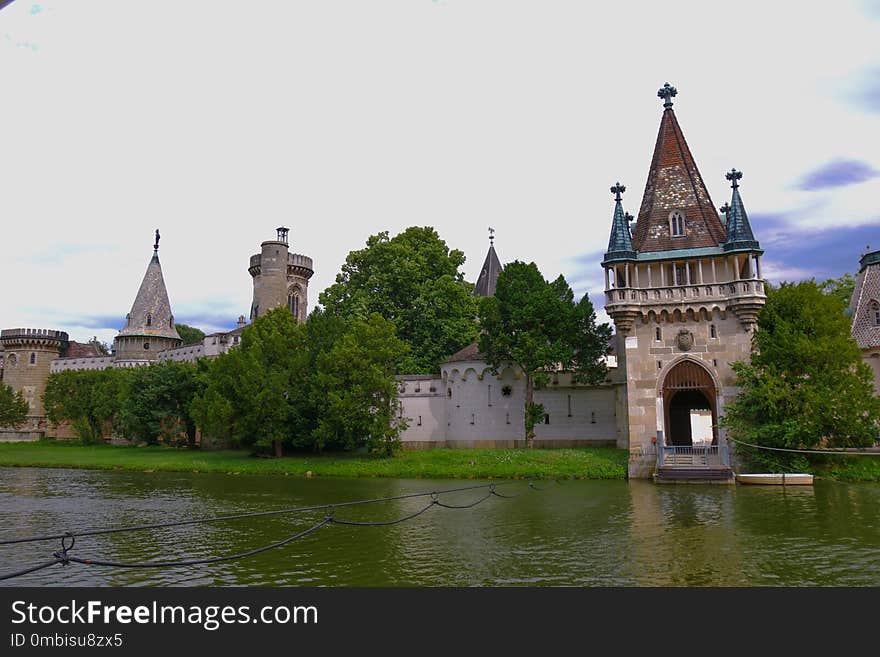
[118,248,181,340]
[474,242,502,297]
[850,250,880,349]
[603,183,636,263]
[723,169,761,253]
[632,86,727,253]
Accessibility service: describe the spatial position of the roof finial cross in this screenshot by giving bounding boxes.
[611,182,626,202]
[719,202,731,215]
[154,229,160,252]
[624,212,634,223]
[658,82,677,109]
[726,168,743,189]
[488,226,495,246]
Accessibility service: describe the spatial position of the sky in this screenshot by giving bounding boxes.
[2,0,880,345]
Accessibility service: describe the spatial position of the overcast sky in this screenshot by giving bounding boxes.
[2,0,880,345]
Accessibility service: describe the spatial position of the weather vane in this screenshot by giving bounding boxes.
[154,229,160,251]
[488,227,495,245]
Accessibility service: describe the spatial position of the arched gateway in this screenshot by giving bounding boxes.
[661,359,717,447]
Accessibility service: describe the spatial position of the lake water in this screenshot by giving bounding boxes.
[1,467,879,586]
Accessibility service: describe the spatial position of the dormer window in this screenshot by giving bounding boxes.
[146,314,152,327]
[670,211,685,237]
[872,301,880,326]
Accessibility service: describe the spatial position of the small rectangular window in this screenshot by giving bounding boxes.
[657,361,662,369]
[710,324,717,339]
[417,416,422,426]
[655,326,662,341]
[591,411,596,424]
[544,413,550,425]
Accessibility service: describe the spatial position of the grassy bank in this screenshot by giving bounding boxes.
[811,456,880,483]
[0,441,627,480]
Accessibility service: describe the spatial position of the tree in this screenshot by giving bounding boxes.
[175,323,206,346]
[43,369,130,442]
[120,361,202,446]
[478,261,612,447]
[722,280,880,470]
[0,383,29,427]
[191,308,310,456]
[820,273,855,309]
[319,226,478,374]
[311,314,409,455]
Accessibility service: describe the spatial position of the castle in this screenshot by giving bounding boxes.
[10,83,868,480]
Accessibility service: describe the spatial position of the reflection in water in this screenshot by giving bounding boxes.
[1,468,878,586]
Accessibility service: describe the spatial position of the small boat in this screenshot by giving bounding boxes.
[736,473,813,486]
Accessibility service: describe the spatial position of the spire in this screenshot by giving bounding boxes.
[118,235,181,340]
[474,228,503,297]
[632,84,728,253]
[723,169,761,253]
[603,182,636,264]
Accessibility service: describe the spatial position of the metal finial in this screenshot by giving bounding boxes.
[611,182,626,202]
[624,212,634,223]
[726,168,743,189]
[657,82,677,109]
[154,229,160,251]
[719,202,731,215]
[488,227,495,245]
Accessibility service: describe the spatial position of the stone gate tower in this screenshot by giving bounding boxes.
[603,84,765,479]
[249,227,313,324]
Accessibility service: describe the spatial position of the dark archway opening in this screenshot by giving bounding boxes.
[662,359,717,447]
[667,389,714,446]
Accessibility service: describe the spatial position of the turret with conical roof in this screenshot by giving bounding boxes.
[603,183,636,264]
[722,169,762,253]
[114,230,182,364]
[474,228,503,297]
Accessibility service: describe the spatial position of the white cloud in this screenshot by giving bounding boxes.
[2,1,879,341]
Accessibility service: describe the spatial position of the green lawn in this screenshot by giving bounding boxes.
[0,441,628,480]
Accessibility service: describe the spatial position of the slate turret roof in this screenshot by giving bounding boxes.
[603,182,636,264]
[475,240,502,297]
[722,169,761,253]
[118,246,181,341]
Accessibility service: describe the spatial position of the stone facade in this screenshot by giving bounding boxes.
[0,328,68,435]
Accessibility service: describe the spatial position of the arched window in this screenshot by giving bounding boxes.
[872,301,880,326]
[288,288,300,318]
[146,314,152,327]
[670,211,685,237]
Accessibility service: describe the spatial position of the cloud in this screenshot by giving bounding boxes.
[796,159,879,190]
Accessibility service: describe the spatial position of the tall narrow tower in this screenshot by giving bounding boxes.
[603,84,765,479]
[114,230,182,365]
[248,227,314,324]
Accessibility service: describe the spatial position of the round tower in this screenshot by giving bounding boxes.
[0,328,68,431]
[249,227,314,324]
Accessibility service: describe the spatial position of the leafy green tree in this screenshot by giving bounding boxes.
[312,314,409,455]
[120,361,202,446]
[820,273,855,309]
[722,280,880,470]
[191,308,310,456]
[175,323,206,346]
[43,369,130,443]
[319,226,478,374]
[0,383,29,427]
[478,261,612,447]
